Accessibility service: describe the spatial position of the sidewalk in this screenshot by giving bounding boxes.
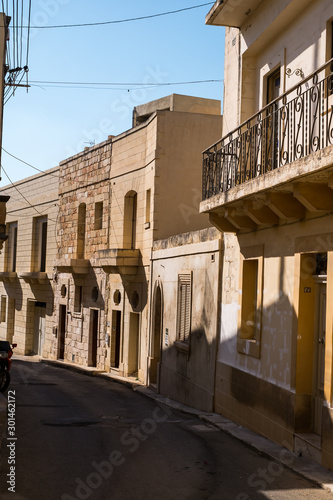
[8,356,333,494]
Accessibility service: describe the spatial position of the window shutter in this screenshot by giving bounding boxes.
[178,273,192,342]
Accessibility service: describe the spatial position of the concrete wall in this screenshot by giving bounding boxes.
[151,228,222,411]
[155,110,222,240]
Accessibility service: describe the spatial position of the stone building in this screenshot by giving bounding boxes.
[52,94,222,384]
[0,167,59,356]
[52,140,111,367]
[200,0,333,469]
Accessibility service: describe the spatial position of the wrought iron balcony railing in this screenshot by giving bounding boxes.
[202,59,333,201]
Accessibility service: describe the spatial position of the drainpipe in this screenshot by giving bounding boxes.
[238,30,242,126]
[146,249,154,387]
[212,234,224,413]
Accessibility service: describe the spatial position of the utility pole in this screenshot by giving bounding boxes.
[0,12,10,249]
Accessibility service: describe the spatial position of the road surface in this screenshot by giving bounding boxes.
[0,359,332,500]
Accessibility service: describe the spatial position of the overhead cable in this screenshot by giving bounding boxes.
[1,165,57,221]
[15,3,214,29]
[2,147,59,177]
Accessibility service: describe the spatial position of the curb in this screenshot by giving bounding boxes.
[40,358,142,390]
[11,356,333,494]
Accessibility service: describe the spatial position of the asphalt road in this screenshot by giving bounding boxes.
[0,359,332,500]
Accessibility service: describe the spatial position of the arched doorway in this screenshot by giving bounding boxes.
[149,283,163,387]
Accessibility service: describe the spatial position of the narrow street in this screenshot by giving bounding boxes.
[0,360,332,500]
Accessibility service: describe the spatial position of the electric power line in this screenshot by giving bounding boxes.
[29,79,223,89]
[14,3,214,29]
[2,147,59,177]
[1,164,57,222]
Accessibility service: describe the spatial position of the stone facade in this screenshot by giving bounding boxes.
[52,141,111,367]
[201,0,333,470]
[1,94,222,389]
[0,167,59,356]
[98,95,222,383]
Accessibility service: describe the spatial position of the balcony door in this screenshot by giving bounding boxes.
[265,67,281,172]
[123,191,137,249]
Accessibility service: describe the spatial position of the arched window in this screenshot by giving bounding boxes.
[123,191,137,249]
[77,203,86,259]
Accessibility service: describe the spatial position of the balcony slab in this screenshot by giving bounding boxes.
[54,259,90,275]
[96,249,140,276]
[200,145,333,215]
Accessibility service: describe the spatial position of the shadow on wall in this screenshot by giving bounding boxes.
[154,269,218,413]
[3,278,23,311]
[217,240,331,457]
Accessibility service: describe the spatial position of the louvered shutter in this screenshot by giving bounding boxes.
[177,274,192,342]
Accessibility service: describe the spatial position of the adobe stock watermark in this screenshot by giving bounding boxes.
[61,403,172,500]
[65,65,169,159]
[21,0,72,41]
[236,442,295,500]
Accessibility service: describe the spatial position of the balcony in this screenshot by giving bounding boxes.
[206,0,263,28]
[18,272,51,285]
[54,259,90,275]
[200,60,333,233]
[96,249,140,276]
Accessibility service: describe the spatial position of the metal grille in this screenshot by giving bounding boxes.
[202,59,333,200]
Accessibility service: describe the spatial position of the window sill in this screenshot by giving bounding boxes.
[72,312,83,319]
[174,340,189,353]
[237,337,260,358]
[144,222,150,230]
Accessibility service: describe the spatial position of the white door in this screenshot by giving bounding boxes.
[34,304,46,356]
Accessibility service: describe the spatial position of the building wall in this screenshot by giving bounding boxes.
[155,110,222,240]
[216,215,333,452]
[205,0,333,468]
[151,228,222,411]
[222,0,333,135]
[0,167,59,356]
[106,102,222,382]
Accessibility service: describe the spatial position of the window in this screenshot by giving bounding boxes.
[6,222,17,272]
[94,202,103,230]
[326,20,333,93]
[77,203,86,259]
[74,285,82,313]
[11,223,17,272]
[123,192,137,249]
[32,217,47,272]
[40,220,47,272]
[237,246,263,358]
[176,273,192,344]
[0,296,6,323]
[240,259,258,340]
[145,189,151,228]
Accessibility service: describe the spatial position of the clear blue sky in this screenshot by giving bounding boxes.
[1,1,224,186]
